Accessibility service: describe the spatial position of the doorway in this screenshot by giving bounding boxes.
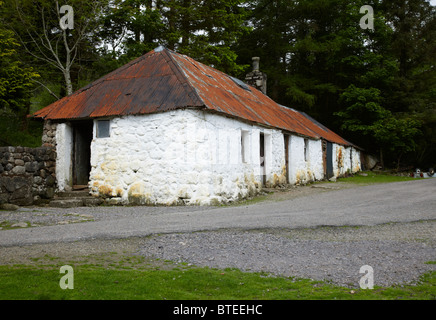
[260,133,266,185]
[72,121,93,188]
[325,141,334,179]
[284,134,290,183]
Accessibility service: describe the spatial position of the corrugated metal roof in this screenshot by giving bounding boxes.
[32,47,354,146]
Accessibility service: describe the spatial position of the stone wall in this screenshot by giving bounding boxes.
[42,120,57,148]
[0,146,56,206]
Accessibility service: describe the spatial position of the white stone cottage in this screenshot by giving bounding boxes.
[32,47,361,205]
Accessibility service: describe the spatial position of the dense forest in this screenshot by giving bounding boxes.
[1,0,435,170]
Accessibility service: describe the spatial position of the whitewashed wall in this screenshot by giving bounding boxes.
[287,136,324,185]
[88,109,289,205]
[351,148,361,173]
[332,144,361,177]
[55,123,73,191]
[53,109,361,204]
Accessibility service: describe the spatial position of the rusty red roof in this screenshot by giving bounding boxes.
[32,47,354,146]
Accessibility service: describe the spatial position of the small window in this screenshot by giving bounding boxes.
[97,120,110,138]
[304,139,309,162]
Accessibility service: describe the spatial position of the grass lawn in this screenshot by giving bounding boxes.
[0,261,435,300]
[335,171,417,184]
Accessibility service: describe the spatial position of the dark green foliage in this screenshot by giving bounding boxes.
[0,18,39,136]
[236,0,435,168]
[0,28,38,113]
[95,0,250,75]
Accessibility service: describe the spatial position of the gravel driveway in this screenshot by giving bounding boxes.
[1,179,435,288]
[138,222,435,288]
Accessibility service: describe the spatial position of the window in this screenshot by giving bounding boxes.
[96,120,110,138]
[241,130,249,163]
[304,139,309,162]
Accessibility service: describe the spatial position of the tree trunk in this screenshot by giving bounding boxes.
[396,152,403,171]
[379,148,384,169]
[64,67,73,96]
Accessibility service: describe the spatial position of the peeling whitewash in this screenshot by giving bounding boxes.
[287,136,322,185]
[332,143,361,178]
[55,123,73,191]
[54,109,361,205]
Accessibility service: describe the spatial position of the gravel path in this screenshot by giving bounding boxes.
[0,205,213,229]
[138,221,436,288]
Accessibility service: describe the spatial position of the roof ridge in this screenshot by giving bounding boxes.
[161,48,205,108]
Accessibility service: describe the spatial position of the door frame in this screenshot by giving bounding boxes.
[325,141,334,179]
[284,134,290,184]
[71,120,93,188]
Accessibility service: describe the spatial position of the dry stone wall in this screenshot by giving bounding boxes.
[0,146,56,206]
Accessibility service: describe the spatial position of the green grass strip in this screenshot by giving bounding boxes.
[0,265,434,300]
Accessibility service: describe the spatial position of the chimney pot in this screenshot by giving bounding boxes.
[252,57,260,71]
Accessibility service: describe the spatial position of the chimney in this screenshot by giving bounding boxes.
[252,57,260,71]
[245,57,267,95]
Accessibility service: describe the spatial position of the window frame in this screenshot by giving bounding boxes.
[96,119,111,138]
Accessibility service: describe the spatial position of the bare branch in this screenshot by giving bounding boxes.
[31,78,60,100]
[70,46,78,69]
[11,0,105,97]
[41,6,64,70]
[12,28,61,71]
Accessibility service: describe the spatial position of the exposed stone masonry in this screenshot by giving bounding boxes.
[0,146,56,206]
[42,120,57,148]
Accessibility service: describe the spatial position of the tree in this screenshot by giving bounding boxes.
[2,0,107,96]
[237,0,434,168]
[0,24,39,130]
[374,116,422,169]
[236,0,376,118]
[96,0,251,76]
[381,0,436,167]
[164,0,251,75]
[96,0,164,63]
[336,85,422,169]
[235,0,299,102]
